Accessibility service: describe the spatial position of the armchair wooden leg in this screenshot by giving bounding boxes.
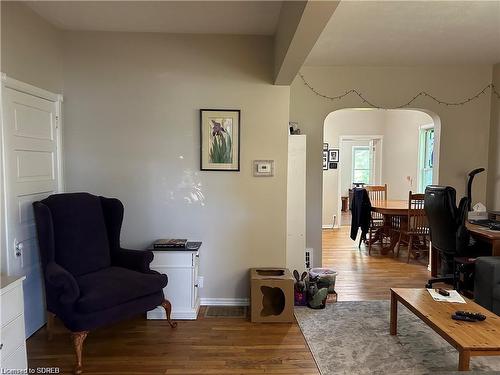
[161,299,178,328]
[71,331,89,375]
[46,311,55,341]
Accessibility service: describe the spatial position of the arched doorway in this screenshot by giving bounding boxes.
[320,108,442,300]
[322,108,441,229]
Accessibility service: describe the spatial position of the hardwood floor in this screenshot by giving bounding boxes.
[27,309,319,375]
[323,226,431,301]
[26,227,431,374]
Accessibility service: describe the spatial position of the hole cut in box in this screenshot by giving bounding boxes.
[256,270,284,277]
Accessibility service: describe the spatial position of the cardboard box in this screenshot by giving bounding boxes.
[250,268,294,323]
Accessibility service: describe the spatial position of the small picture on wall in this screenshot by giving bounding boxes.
[323,150,328,170]
[323,143,329,151]
[200,109,240,171]
[328,149,339,162]
[329,162,338,169]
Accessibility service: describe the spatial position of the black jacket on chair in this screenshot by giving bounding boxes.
[33,192,167,332]
[350,188,371,241]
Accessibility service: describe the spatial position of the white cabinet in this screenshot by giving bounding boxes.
[147,249,200,320]
[286,135,307,272]
[0,276,27,372]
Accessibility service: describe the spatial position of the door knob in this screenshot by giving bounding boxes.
[15,241,23,257]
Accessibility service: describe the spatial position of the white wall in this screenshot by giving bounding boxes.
[61,31,290,300]
[487,63,500,210]
[0,2,63,93]
[291,66,492,265]
[383,110,433,200]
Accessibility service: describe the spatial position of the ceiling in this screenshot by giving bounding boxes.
[306,1,500,65]
[26,1,283,35]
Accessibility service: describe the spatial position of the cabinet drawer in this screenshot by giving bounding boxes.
[1,287,23,326]
[152,251,193,267]
[0,315,25,359]
[1,343,27,371]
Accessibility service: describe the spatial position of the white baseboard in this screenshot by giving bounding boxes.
[322,224,334,229]
[200,298,249,306]
[147,299,200,320]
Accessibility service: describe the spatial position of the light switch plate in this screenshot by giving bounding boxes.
[253,160,274,177]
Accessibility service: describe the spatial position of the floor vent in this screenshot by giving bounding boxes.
[204,306,248,318]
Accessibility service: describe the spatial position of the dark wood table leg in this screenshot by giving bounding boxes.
[390,290,397,335]
[458,350,470,371]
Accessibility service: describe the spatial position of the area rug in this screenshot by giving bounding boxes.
[295,301,500,375]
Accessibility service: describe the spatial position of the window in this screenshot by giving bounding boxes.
[352,146,371,184]
[418,126,434,192]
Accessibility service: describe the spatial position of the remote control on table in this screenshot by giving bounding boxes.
[452,314,477,322]
[455,311,487,321]
[436,288,450,296]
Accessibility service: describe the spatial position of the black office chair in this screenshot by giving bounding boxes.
[424,186,472,288]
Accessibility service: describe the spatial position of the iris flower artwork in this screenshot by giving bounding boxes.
[200,109,240,171]
[209,119,233,164]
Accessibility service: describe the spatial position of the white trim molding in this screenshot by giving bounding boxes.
[1,73,63,103]
[200,298,249,306]
[147,303,200,320]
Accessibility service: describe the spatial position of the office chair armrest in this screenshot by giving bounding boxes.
[474,257,500,311]
[112,248,154,273]
[45,262,80,304]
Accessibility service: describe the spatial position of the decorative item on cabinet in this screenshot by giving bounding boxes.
[147,242,201,320]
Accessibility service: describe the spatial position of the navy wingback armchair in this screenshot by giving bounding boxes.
[33,192,176,374]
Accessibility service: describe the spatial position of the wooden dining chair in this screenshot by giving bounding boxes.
[396,191,430,263]
[365,184,388,254]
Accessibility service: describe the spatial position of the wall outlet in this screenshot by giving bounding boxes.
[197,276,204,288]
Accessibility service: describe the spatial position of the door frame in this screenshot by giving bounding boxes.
[0,73,64,275]
[337,135,384,227]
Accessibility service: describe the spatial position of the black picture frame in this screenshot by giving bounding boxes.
[200,109,241,171]
[323,143,329,151]
[322,150,328,170]
[329,162,338,169]
[328,148,339,162]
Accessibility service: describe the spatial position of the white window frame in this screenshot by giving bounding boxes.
[351,145,372,185]
[417,123,435,193]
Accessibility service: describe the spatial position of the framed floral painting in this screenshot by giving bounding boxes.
[200,109,240,171]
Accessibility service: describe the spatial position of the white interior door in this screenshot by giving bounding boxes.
[2,85,61,337]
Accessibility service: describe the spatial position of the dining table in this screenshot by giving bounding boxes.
[370,199,500,268]
[369,199,409,255]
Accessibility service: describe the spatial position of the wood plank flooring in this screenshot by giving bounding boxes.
[323,226,431,301]
[27,310,319,375]
[26,226,430,374]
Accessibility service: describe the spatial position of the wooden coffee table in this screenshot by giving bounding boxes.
[390,288,500,371]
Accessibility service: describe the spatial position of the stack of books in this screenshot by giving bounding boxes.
[152,239,188,249]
